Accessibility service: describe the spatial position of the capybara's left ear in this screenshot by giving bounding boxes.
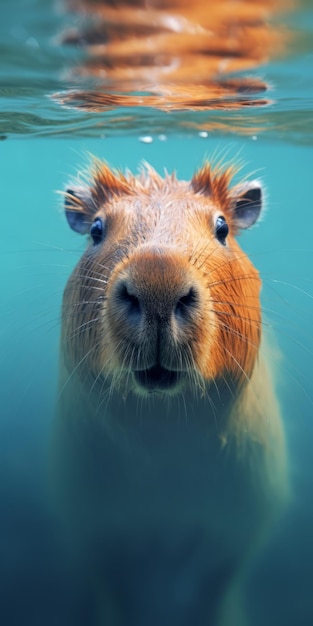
[231,181,262,230]
[64,187,92,234]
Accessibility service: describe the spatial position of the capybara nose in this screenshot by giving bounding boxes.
[107,251,202,377]
[113,279,198,327]
[109,250,199,334]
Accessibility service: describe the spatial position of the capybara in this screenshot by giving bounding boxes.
[55,159,287,626]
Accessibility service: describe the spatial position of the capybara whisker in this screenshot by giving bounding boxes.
[206,273,261,288]
[271,279,313,300]
[222,345,251,386]
[65,317,101,342]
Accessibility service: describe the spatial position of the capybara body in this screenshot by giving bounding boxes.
[56,160,286,626]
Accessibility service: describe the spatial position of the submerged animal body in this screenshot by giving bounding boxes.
[56,160,286,626]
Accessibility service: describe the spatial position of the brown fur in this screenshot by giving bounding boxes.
[56,161,287,626]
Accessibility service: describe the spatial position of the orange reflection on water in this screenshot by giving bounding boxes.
[54,0,292,125]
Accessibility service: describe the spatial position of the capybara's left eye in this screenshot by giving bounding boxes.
[215,216,229,245]
[90,217,105,245]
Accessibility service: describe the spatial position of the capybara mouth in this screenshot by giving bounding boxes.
[133,365,180,392]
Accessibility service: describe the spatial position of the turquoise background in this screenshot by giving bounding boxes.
[0,136,313,624]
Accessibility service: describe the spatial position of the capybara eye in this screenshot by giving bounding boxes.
[90,217,105,245]
[215,216,229,245]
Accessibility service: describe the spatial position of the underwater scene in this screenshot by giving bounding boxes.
[1,1,313,625]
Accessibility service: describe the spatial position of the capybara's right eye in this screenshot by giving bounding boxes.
[90,217,105,245]
[215,216,229,245]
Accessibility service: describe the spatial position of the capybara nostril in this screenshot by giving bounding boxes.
[174,287,199,323]
[114,279,142,323]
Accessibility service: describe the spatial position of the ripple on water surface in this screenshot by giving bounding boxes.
[0,0,313,142]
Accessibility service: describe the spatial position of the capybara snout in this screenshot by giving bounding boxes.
[107,247,202,392]
[110,248,199,328]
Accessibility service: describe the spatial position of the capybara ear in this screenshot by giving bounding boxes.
[64,187,92,234]
[231,181,262,230]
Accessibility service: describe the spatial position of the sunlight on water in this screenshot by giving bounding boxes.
[1,1,313,626]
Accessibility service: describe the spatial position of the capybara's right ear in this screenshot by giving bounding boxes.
[64,187,91,234]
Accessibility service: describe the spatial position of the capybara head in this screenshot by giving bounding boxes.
[62,160,262,398]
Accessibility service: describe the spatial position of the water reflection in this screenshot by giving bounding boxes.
[1,0,312,140]
[55,0,291,122]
